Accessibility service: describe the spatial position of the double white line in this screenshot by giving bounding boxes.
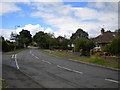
[12,54,20,69]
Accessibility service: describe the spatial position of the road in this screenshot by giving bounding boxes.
[2,48,119,88]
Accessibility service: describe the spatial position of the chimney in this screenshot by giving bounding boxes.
[101,28,105,35]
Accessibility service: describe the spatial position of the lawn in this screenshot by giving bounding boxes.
[71,56,120,69]
[42,50,71,57]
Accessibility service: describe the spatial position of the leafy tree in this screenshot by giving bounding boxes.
[33,31,52,49]
[70,28,88,40]
[56,36,69,50]
[104,36,120,56]
[74,37,95,56]
[19,29,32,47]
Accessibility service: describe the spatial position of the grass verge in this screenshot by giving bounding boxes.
[42,50,71,57]
[4,48,26,54]
[0,79,8,88]
[71,56,120,69]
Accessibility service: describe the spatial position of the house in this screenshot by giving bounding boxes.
[94,28,118,51]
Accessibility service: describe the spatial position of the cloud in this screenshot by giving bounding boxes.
[0,3,21,16]
[16,24,53,36]
[1,29,16,40]
[1,2,118,39]
[30,2,118,38]
[1,24,54,40]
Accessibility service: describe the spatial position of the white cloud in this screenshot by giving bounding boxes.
[30,2,118,38]
[16,24,53,36]
[0,3,21,16]
[1,24,54,40]
[1,29,16,40]
[1,0,30,3]
[1,2,118,39]
[1,0,119,2]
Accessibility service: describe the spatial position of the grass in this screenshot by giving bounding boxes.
[42,50,71,57]
[4,48,26,54]
[71,56,120,69]
[0,79,8,89]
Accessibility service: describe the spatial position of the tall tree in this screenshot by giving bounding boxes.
[70,28,88,40]
[19,29,32,47]
[33,31,51,49]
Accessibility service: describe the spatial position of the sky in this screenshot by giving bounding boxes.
[0,0,119,40]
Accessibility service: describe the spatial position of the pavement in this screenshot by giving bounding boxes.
[2,48,119,88]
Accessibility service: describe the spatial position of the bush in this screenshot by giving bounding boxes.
[103,36,120,56]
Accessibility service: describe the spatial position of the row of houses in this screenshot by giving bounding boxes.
[68,28,119,51]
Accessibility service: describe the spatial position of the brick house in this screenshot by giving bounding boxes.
[94,28,118,51]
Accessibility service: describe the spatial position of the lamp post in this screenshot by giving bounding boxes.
[14,25,20,52]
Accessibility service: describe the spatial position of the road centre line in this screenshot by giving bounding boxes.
[14,54,20,69]
[11,54,14,58]
[15,54,17,59]
[35,56,39,59]
[105,78,119,83]
[42,60,51,64]
[57,65,83,74]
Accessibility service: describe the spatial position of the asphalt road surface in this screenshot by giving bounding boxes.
[2,48,119,88]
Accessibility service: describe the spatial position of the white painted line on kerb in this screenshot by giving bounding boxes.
[105,78,119,83]
[57,65,83,74]
[42,60,51,64]
[14,54,20,69]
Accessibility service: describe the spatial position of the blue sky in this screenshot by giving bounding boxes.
[0,1,118,40]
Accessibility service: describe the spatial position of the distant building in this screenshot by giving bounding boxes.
[94,28,118,51]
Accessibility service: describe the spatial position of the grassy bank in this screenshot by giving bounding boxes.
[71,56,120,69]
[42,50,71,57]
[4,48,26,54]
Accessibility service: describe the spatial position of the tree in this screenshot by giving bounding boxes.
[33,31,52,49]
[19,29,32,47]
[56,36,69,50]
[70,28,88,40]
[74,37,95,56]
[104,36,120,56]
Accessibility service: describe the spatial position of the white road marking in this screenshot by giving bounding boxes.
[42,60,51,64]
[72,70,83,74]
[11,54,14,58]
[14,54,19,69]
[105,78,119,83]
[57,65,83,74]
[15,54,17,59]
[35,56,39,59]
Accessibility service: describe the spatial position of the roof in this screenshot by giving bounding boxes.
[94,31,118,44]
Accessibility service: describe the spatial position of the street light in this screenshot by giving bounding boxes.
[14,25,20,52]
